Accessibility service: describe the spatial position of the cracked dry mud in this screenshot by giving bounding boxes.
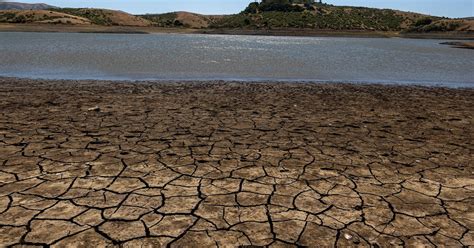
[0,78,473,247]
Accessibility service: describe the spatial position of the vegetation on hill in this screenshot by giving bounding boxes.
[407,17,472,32]
[0,10,91,24]
[141,12,179,27]
[53,8,114,25]
[52,8,152,26]
[213,6,407,31]
[140,12,220,28]
[244,0,317,14]
[0,1,472,33]
[141,3,423,31]
[140,1,472,33]
[0,8,152,26]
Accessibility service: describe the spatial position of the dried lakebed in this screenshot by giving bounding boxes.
[0,78,473,247]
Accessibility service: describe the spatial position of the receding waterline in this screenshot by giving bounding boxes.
[1,74,471,89]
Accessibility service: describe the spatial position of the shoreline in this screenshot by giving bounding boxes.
[0,76,472,89]
[440,41,474,49]
[1,23,474,39]
[2,76,474,93]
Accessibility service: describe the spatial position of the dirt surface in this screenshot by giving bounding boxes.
[0,78,473,247]
[440,41,474,49]
[2,23,474,40]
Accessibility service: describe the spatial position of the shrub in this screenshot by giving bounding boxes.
[447,22,461,31]
[414,17,432,26]
[243,2,260,14]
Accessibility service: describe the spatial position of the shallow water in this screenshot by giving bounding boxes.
[0,32,472,87]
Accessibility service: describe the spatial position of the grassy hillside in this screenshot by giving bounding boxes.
[0,8,153,26]
[52,8,152,26]
[406,17,473,32]
[0,10,91,24]
[140,2,473,33]
[0,2,472,33]
[139,2,421,31]
[140,12,221,28]
[211,7,407,31]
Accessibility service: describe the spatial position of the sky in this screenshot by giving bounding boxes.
[8,0,474,18]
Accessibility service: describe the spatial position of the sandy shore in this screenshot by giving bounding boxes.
[0,77,473,246]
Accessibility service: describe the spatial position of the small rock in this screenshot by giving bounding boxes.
[390,239,404,246]
[344,233,352,240]
[88,106,100,112]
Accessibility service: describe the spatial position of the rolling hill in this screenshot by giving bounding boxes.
[0,8,153,26]
[0,1,472,33]
[140,2,473,33]
[53,8,153,26]
[0,10,91,24]
[140,12,224,29]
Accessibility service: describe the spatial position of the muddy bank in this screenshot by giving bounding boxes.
[1,23,474,39]
[440,41,474,49]
[0,77,473,246]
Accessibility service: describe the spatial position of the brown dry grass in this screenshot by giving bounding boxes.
[174,11,210,28]
[0,9,154,26]
[99,9,153,26]
[0,10,91,25]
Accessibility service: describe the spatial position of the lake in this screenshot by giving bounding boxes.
[0,32,472,87]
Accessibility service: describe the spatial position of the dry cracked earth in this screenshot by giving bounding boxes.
[0,78,473,247]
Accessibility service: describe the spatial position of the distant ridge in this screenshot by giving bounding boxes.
[0,2,57,10]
